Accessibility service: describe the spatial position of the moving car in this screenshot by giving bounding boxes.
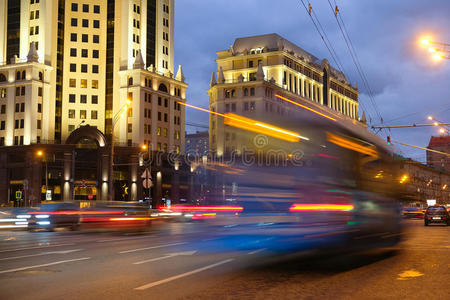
[403,207,424,219]
[28,202,80,231]
[424,206,449,226]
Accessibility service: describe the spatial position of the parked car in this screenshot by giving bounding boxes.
[403,207,424,219]
[424,206,449,226]
[27,202,80,231]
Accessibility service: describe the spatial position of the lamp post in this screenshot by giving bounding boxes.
[419,37,450,60]
[36,150,48,200]
[108,101,131,201]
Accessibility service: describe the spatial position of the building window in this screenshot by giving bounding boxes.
[19,136,24,145]
[1,105,6,114]
[93,20,99,28]
[82,19,88,27]
[14,136,18,145]
[92,80,98,89]
[70,48,77,57]
[37,103,42,113]
[164,98,168,107]
[0,121,4,130]
[164,113,168,122]
[38,87,42,96]
[163,128,167,137]
[69,94,76,103]
[71,3,78,11]
[81,49,88,57]
[248,61,254,68]
[21,86,25,95]
[127,123,132,133]
[158,112,161,121]
[244,102,249,111]
[80,110,86,119]
[68,125,75,132]
[16,87,20,96]
[80,79,87,88]
[82,34,88,42]
[70,64,76,72]
[91,110,98,119]
[92,65,99,73]
[157,127,161,136]
[71,33,77,42]
[92,50,99,58]
[15,103,19,112]
[69,79,76,87]
[80,95,87,103]
[94,5,100,13]
[15,120,19,129]
[128,77,133,85]
[20,119,24,128]
[250,101,255,111]
[158,97,161,105]
[71,18,77,27]
[250,88,255,96]
[81,64,87,73]
[92,95,98,104]
[249,73,256,81]
[93,35,99,43]
[83,4,89,13]
[68,109,75,118]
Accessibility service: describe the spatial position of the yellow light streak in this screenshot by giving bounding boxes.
[327,132,378,158]
[275,94,337,122]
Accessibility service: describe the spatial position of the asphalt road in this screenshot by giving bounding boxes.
[0,220,448,300]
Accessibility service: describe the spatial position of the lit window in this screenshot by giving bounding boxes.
[157,127,161,136]
[68,109,75,118]
[69,79,76,87]
[80,79,87,88]
[92,80,98,89]
[80,110,86,119]
[91,110,98,119]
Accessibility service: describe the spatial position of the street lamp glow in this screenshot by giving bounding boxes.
[420,38,431,46]
[432,53,443,61]
[433,122,439,126]
[439,128,446,134]
[141,144,148,150]
[36,150,43,157]
[428,116,433,120]
[428,47,436,53]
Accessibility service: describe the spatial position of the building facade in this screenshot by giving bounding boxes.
[186,131,209,156]
[0,0,187,205]
[207,33,360,155]
[427,136,450,173]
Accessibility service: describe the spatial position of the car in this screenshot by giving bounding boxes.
[27,202,80,231]
[424,206,449,226]
[402,207,424,219]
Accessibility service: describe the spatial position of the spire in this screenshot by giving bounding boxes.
[210,71,217,87]
[133,50,145,69]
[175,65,185,82]
[361,111,367,124]
[256,61,265,80]
[217,67,225,84]
[27,42,39,62]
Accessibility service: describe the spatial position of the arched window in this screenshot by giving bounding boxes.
[158,83,168,93]
[250,88,255,96]
[0,73,6,82]
[21,71,26,79]
[244,88,248,96]
[16,71,20,80]
[231,89,236,98]
[128,77,133,86]
[39,72,43,81]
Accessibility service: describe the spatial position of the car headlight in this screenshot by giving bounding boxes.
[36,215,50,219]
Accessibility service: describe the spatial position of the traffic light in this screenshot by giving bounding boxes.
[387,136,391,145]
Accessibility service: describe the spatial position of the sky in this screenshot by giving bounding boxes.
[173,0,450,162]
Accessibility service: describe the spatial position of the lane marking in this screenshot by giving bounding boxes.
[0,249,83,261]
[0,257,91,274]
[247,248,266,255]
[0,243,75,253]
[133,250,197,265]
[134,258,234,290]
[119,242,187,254]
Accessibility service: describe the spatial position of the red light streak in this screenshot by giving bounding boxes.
[29,210,125,215]
[164,206,244,212]
[289,203,354,212]
[192,213,217,220]
[109,217,152,221]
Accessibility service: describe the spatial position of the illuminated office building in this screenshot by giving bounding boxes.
[208,33,360,155]
[0,0,187,204]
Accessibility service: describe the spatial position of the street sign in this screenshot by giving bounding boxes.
[15,191,22,199]
[143,178,153,189]
[141,168,151,179]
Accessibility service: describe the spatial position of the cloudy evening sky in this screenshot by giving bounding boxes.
[174,0,450,162]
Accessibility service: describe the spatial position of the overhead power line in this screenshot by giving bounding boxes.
[326,0,385,133]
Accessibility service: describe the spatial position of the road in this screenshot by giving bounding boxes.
[0,220,448,299]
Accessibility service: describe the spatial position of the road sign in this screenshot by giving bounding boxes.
[141,168,151,179]
[143,178,153,189]
[15,191,22,199]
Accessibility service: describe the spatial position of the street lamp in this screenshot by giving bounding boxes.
[36,150,48,200]
[109,100,131,201]
[419,36,450,60]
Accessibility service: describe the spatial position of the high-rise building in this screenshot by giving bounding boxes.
[208,33,360,155]
[0,0,188,204]
[0,0,185,150]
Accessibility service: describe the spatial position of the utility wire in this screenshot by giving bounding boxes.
[326,0,385,133]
